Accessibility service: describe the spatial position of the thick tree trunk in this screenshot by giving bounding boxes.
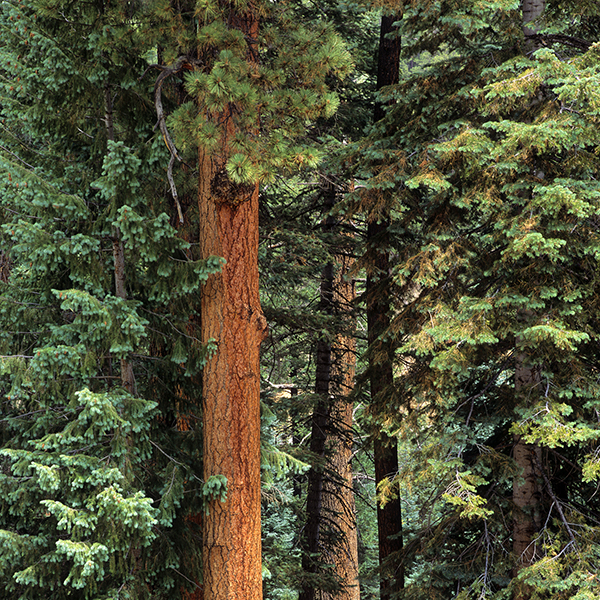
[368,12,404,600]
[199,135,267,600]
[198,9,266,600]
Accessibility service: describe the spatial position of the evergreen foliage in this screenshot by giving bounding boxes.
[351,1,600,598]
[6,0,600,598]
[0,1,218,596]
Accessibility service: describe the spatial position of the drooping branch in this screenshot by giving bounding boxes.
[525,33,592,51]
[152,56,202,223]
[534,453,577,547]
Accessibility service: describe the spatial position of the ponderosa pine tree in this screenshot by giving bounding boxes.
[300,179,359,600]
[0,1,354,598]
[177,3,351,598]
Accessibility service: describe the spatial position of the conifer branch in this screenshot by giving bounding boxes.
[525,33,592,51]
[534,453,577,547]
[152,56,202,224]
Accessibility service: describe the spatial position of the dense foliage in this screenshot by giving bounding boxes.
[3,0,600,599]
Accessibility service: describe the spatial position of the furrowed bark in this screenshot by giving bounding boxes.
[301,185,359,600]
[198,9,267,600]
[318,241,359,600]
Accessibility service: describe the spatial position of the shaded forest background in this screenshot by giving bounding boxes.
[3,1,600,600]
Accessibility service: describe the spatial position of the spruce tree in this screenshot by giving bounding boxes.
[0,1,221,597]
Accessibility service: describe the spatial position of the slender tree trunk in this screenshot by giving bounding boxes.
[301,254,333,600]
[318,244,359,600]
[512,349,542,600]
[511,6,546,597]
[368,12,404,599]
[0,250,10,283]
[301,185,359,600]
[105,81,136,396]
[198,10,267,595]
[522,0,546,54]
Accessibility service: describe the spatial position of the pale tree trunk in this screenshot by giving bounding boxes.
[522,0,546,54]
[368,12,404,599]
[105,82,136,396]
[198,9,267,596]
[301,186,359,600]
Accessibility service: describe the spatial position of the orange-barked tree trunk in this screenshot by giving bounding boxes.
[199,137,268,600]
[198,8,267,600]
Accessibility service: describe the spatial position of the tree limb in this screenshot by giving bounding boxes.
[525,33,592,51]
[153,56,202,223]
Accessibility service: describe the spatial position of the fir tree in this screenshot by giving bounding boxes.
[0,1,220,597]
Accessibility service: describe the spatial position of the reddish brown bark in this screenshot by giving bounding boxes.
[317,245,359,600]
[301,204,359,600]
[198,10,266,594]
[199,137,267,598]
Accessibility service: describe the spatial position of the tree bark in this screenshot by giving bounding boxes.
[511,6,546,597]
[198,10,267,595]
[368,12,404,599]
[105,81,136,396]
[522,0,546,54]
[197,6,265,600]
[318,244,359,600]
[301,183,359,600]
[512,328,542,598]
[199,132,267,600]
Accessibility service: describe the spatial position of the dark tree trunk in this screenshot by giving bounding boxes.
[367,11,404,600]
